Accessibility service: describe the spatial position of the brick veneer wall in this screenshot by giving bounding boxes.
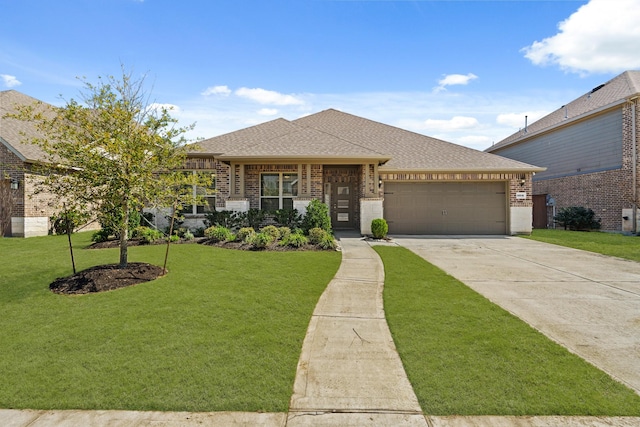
[0,144,25,217]
[533,100,639,232]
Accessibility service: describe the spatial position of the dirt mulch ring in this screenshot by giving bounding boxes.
[50,263,165,295]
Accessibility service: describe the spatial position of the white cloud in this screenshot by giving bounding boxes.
[258,108,278,116]
[201,85,232,96]
[496,111,549,128]
[522,0,640,74]
[235,87,304,106]
[423,116,480,132]
[434,73,478,92]
[1,74,22,88]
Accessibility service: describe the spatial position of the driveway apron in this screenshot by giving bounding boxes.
[393,236,640,396]
[287,232,427,426]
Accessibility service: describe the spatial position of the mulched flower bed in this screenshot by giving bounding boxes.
[50,263,166,295]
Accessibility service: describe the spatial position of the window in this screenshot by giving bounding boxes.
[261,173,298,210]
[185,171,216,215]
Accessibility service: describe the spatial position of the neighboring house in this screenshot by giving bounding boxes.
[184,109,543,235]
[486,70,640,233]
[0,90,57,237]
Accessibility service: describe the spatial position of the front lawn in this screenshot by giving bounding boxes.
[0,232,340,412]
[522,229,640,262]
[374,245,640,416]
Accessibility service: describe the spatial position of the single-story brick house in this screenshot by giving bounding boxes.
[184,109,543,235]
[0,90,61,237]
[486,70,640,233]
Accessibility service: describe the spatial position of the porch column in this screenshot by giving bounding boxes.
[373,163,379,197]
[238,163,245,197]
[306,163,312,196]
[229,162,236,196]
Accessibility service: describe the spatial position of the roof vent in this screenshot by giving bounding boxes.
[590,84,605,95]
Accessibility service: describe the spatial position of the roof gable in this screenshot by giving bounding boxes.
[191,108,543,172]
[489,70,640,152]
[0,90,50,163]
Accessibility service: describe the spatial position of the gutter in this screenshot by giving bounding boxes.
[631,97,638,234]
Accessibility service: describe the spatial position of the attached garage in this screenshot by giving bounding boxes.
[384,181,507,235]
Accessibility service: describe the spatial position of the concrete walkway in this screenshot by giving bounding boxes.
[287,232,426,426]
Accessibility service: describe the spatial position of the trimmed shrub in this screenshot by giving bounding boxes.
[308,227,326,245]
[204,225,233,242]
[237,227,256,242]
[132,226,163,243]
[281,231,308,248]
[554,207,601,231]
[91,229,111,243]
[302,199,331,233]
[278,226,291,240]
[260,225,281,241]
[371,218,389,239]
[273,208,302,229]
[250,232,274,249]
[317,233,337,250]
[183,230,195,241]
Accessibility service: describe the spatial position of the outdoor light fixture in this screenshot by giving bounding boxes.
[10,178,18,190]
[378,178,383,188]
[519,178,526,187]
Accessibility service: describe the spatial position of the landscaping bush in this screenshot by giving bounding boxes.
[317,233,337,250]
[371,218,389,239]
[239,208,266,230]
[273,208,302,229]
[250,232,274,249]
[281,231,308,248]
[237,227,256,242]
[91,229,111,243]
[308,227,326,244]
[278,227,291,240]
[204,225,233,242]
[260,225,281,241]
[554,207,601,231]
[204,210,239,229]
[132,226,164,243]
[301,199,331,233]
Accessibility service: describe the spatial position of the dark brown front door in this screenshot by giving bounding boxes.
[331,180,355,229]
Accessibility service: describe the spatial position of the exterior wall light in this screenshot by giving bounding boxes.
[519,178,526,187]
[10,178,19,190]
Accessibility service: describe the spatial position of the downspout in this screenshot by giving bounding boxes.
[632,98,638,234]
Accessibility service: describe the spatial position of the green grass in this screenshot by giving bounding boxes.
[521,229,640,262]
[0,232,340,412]
[374,245,640,416]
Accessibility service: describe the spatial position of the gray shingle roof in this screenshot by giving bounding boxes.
[488,70,640,152]
[0,90,50,162]
[191,109,542,172]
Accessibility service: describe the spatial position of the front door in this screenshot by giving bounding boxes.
[330,181,355,229]
[324,166,359,230]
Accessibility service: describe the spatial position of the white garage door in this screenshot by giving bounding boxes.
[384,182,507,234]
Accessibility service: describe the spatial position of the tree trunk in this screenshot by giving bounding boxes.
[119,207,129,268]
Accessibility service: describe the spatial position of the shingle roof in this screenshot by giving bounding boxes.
[0,90,50,162]
[488,70,640,153]
[191,109,542,172]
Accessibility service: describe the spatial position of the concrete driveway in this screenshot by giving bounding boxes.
[392,236,640,396]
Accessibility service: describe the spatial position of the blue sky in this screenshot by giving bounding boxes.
[2,0,639,150]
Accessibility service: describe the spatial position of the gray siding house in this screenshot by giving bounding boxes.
[486,70,640,232]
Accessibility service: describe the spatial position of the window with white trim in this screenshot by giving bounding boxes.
[185,171,216,215]
[261,173,298,211]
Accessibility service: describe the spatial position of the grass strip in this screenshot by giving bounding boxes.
[374,245,640,416]
[0,232,340,412]
[521,229,640,262]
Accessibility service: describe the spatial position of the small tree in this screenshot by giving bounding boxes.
[9,67,209,268]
